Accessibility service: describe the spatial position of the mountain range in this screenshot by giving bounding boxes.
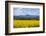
[14,15,39,20]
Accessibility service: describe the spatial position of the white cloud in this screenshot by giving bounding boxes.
[13,8,40,16]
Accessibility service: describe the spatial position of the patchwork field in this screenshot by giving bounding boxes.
[13,20,40,28]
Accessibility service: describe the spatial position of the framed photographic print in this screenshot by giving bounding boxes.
[5,1,45,35]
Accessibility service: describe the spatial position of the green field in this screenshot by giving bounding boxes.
[13,20,40,28]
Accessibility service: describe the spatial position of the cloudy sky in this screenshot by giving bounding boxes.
[13,8,40,16]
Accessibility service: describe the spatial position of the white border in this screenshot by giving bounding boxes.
[9,3,43,33]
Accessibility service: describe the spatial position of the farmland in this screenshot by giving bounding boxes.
[13,20,40,28]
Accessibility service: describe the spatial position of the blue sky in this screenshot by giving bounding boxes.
[13,8,40,16]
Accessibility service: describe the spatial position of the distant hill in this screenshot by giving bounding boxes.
[14,15,39,20]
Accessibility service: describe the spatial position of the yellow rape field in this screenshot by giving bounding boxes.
[13,20,40,28]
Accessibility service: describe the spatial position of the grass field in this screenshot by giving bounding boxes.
[13,20,40,28]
